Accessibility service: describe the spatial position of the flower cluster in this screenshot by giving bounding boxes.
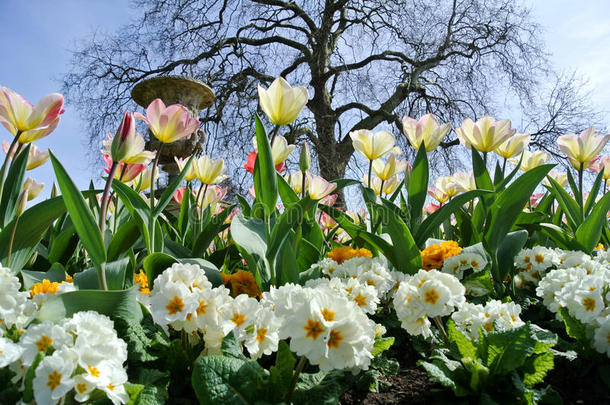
[149,263,280,358]
[420,241,462,270]
[441,250,488,280]
[451,300,525,341]
[326,246,373,264]
[0,267,37,333]
[536,249,610,357]
[264,283,375,372]
[393,269,465,337]
[316,256,394,299]
[514,246,559,286]
[3,311,129,405]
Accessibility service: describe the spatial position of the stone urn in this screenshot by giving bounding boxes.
[131,76,215,183]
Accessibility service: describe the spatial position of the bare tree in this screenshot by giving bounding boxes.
[62,0,603,199]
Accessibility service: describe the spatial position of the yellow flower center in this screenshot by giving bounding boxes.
[47,370,62,392]
[196,300,208,315]
[107,383,115,391]
[424,289,439,305]
[256,328,268,344]
[353,294,367,307]
[88,366,100,378]
[35,336,53,352]
[76,383,88,393]
[483,322,494,332]
[321,308,335,322]
[327,330,343,349]
[231,313,246,327]
[304,319,325,340]
[534,254,545,264]
[583,297,596,312]
[165,296,185,315]
[523,256,530,263]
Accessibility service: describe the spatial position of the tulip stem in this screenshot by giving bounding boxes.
[483,152,488,167]
[301,171,307,199]
[0,131,21,201]
[501,157,507,176]
[149,144,164,253]
[604,179,607,195]
[367,159,373,189]
[269,125,280,146]
[99,161,119,236]
[578,162,584,216]
[6,216,19,268]
[286,356,307,404]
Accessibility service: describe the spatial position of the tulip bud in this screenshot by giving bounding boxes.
[299,141,310,172]
[110,111,136,162]
[51,182,60,198]
[23,177,44,200]
[16,189,28,217]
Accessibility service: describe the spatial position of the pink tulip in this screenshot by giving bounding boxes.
[102,154,146,182]
[0,87,64,143]
[135,98,199,143]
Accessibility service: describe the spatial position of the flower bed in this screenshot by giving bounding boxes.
[0,80,609,404]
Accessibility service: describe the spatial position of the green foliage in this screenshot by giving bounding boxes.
[0,144,29,228]
[419,321,558,404]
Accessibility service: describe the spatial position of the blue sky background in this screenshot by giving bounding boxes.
[0,0,609,199]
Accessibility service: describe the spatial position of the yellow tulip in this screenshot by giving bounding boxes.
[196,155,228,185]
[0,87,64,142]
[308,175,337,200]
[284,170,311,194]
[130,167,159,191]
[350,129,395,161]
[23,177,44,200]
[456,116,516,153]
[434,175,466,198]
[2,141,49,170]
[372,154,408,181]
[510,150,549,172]
[557,127,610,169]
[257,77,308,126]
[495,133,530,159]
[428,187,449,204]
[175,156,198,182]
[252,135,296,165]
[402,113,451,152]
[452,172,476,192]
[363,175,400,195]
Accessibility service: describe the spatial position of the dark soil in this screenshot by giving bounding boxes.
[546,359,610,405]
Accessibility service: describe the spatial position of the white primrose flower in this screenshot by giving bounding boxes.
[0,266,37,332]
[225,294,259,341]
[442,252,489,280]
[393,283,432,338]
[560,274,605,323]
[33,347,77,405]
[244,305,281,360]
[100,366,130,405]
[281,286,375,371]
[262,284,314,332]
[343,277,380,315]
[451,300,525,341]
[592,316,610,357]
[19,321,73,366]
[73,374,96,403]
[150,282,198,326]
[0,336,24,367]
[536,267,588,314]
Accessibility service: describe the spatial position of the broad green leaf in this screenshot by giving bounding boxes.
[48,224,78,264]
[0,192,95,272]
[37,286,143,322]
[191,355,268,405]
[0,144,29,228]
[522,352,554,387]
[113,311,169,363]
[50,152,107,270]
[22,352,43,403]
[221,331,246,359]
[371,337,395,357]
[372,203,421,274]
[277,172,300,205]
[418,360,460,393]
[495,230,528,283]
[112,179,152,239]
[484,165,553,252]
[574,191,610,252]
[584,169,604,216]
[545,177,581,232]
[407,144,428,230]
[143,252,177,286]
[538,223,575,250]
[74,257,130,290]
[483,324,535,375]
[108,218,141,260]
[447,320,477,360]
[267,198,312,260]
[231,215,271,285]
[236,195,251,217]
[292,370,347,405]
[472,149,494,191]
[269,341,296,403]
[191,205,235,257]
[558,307,587,342]
[275,232,299,285]
[253,114,278,217]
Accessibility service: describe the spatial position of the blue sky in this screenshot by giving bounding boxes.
[0,0,609,198]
